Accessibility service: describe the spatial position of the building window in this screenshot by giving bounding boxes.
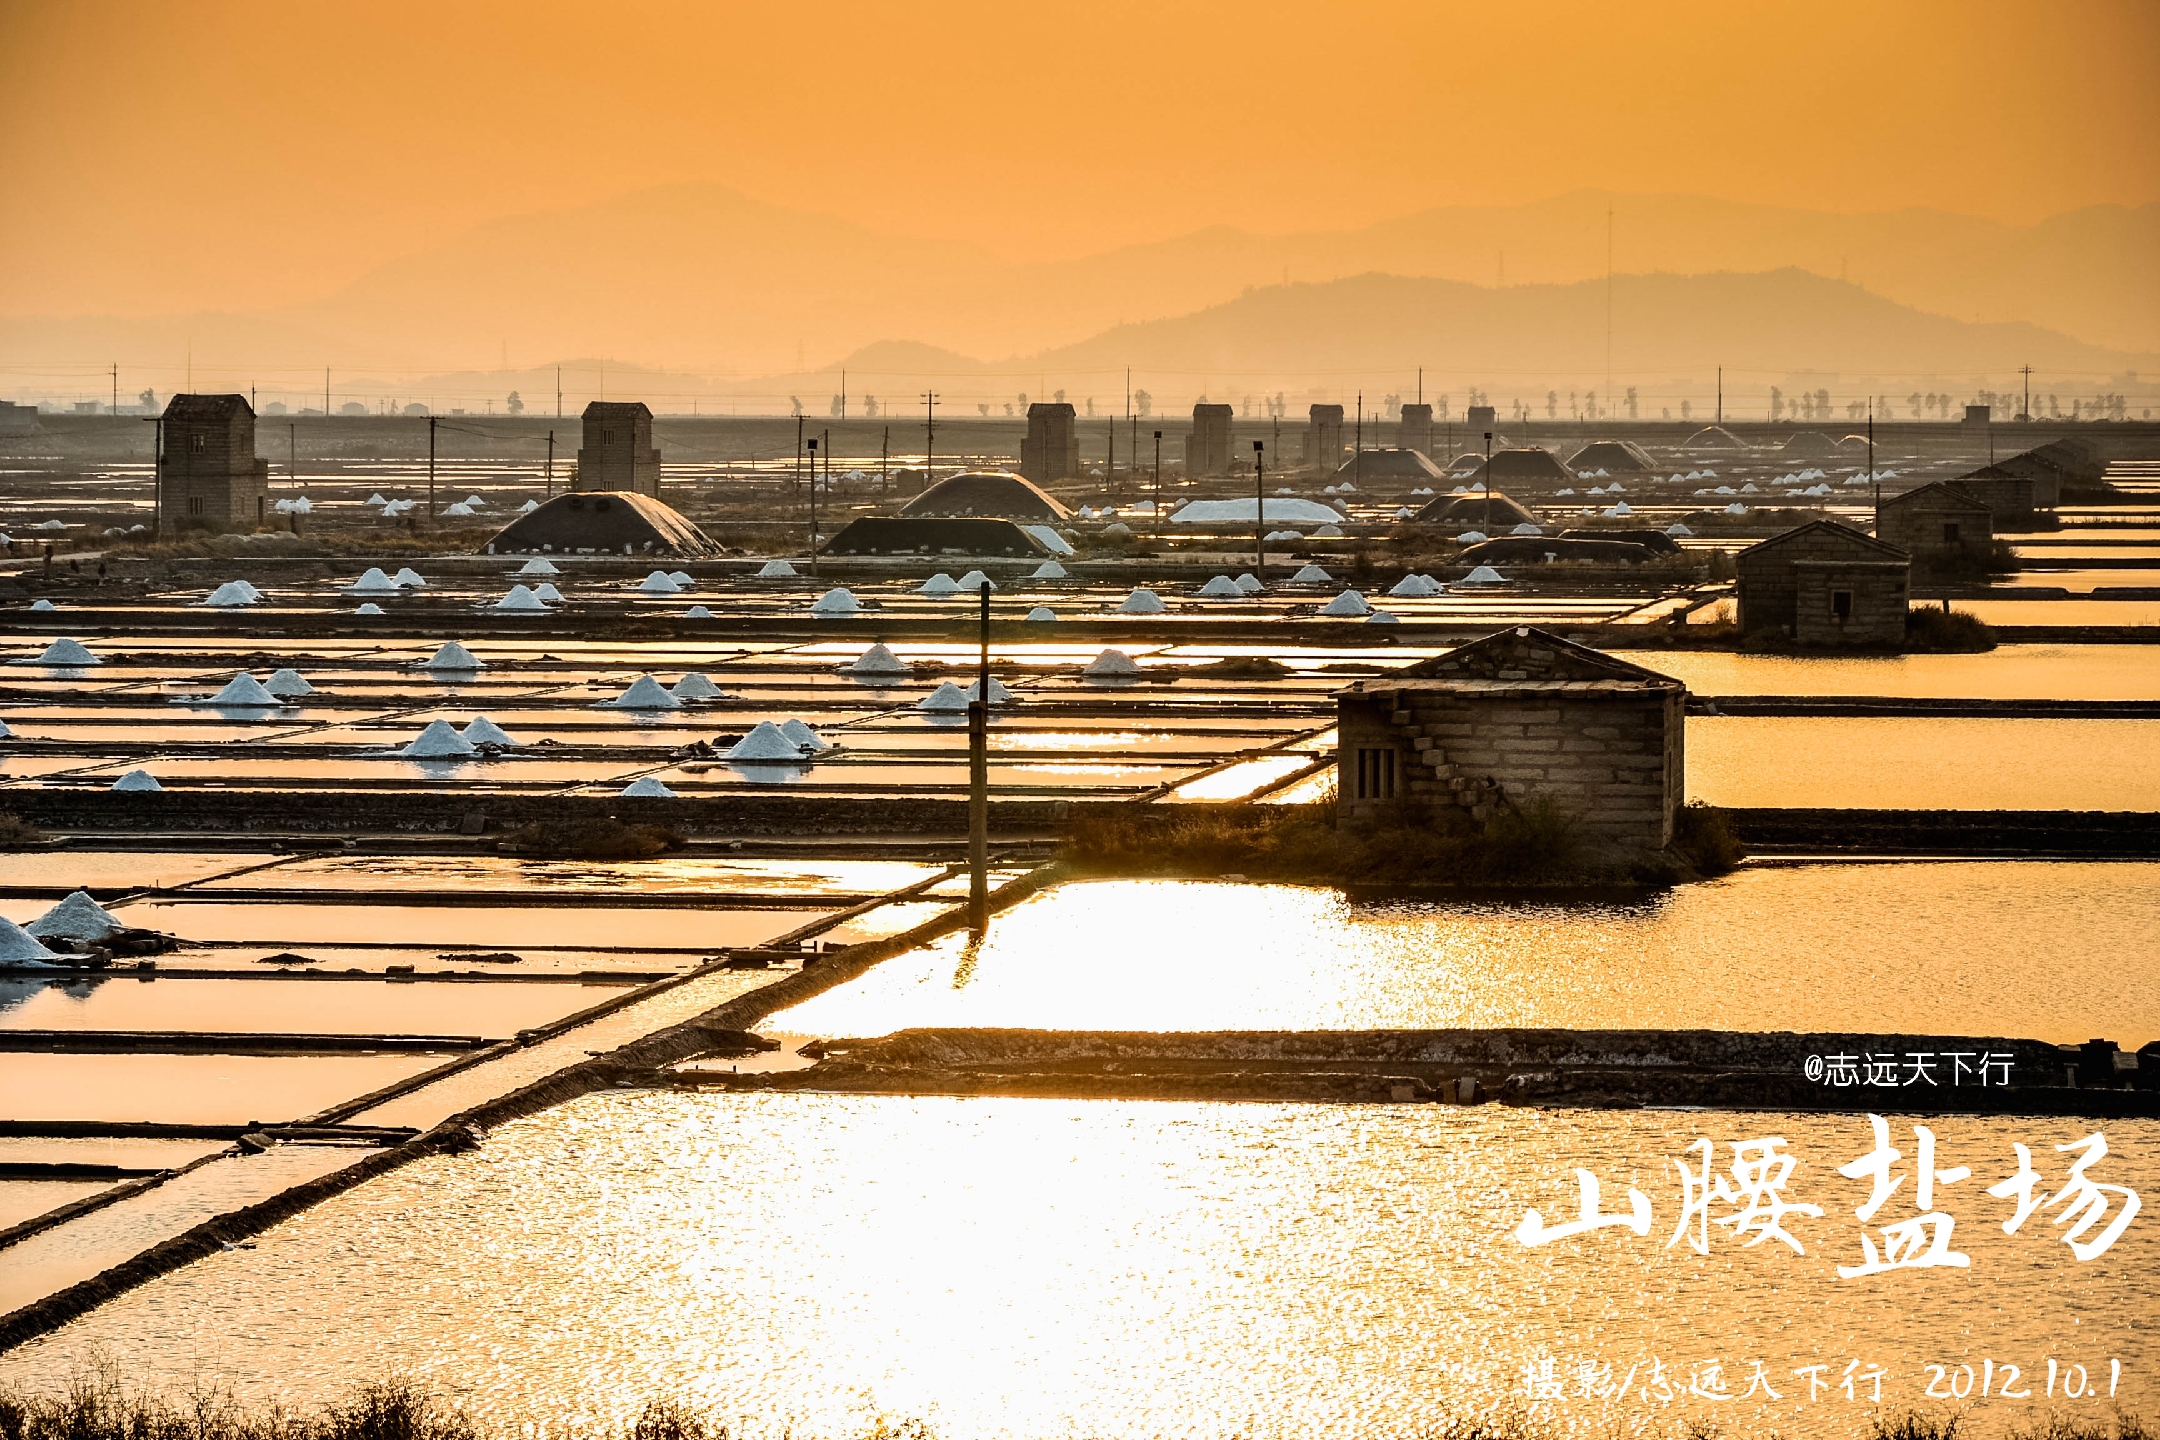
[1831,590,1853,622]
[189,433,206,453]
[1943,522,1960,543]
[187,497,203,516]
[1355,747,1396,800]
[602,429,614,445]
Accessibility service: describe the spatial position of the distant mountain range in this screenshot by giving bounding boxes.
[4,185,2154,397]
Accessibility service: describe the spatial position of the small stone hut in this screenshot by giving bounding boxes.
[1735,520,1909,646]
[1302,404,1344,474]
[158,394,271,530]
[1019,403,1079,484]
[1334,627,1687,863]
[1876,481,1993,566]
[577,402,661,497]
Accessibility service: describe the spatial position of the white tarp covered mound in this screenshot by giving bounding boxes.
[1118,588,1166,615]
[845,643,910,677]
[420,641,484,671]
[110,769,162,792]
[1319,589,1372,617]
[1029,560,1067,580]
[1197,576,1243,598]
[1170,498,1343,525]
[1290,565,1331,584]
[34,638,100,666]
[599,674,682,710]
[461,716,520,747]
[0,914,62,964]
[756,559,797,579]
[494,584,549,612]
[346,567,400,594]
[672,672,726,701]
[810,588,860,616]
[1083,648,1141,678]
[264,669,314,698]
[728,720,811,761]
[27,890,126,941]
[918,680,970,712]
[209,672,280,707]
[780,719,833,753]
[620,776,679,798]
[401,719,476,759]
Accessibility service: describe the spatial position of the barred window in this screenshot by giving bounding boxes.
[1355,747,1396,800]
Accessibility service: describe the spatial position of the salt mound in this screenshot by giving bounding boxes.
[1366,610,1401,624]
[400,720,476,758]
[1456,530,1488,543]
[462,494,486,508]
[956,570,996,593]
[1724,502,1749,516]
[672,672,725,701]
[1083,648,1141,678]
[964,677,1015,705]
[810,587,860,616]
[1604,502,1634,517]
[1461,565,1506,584]
[519,557,560,576]
[1394,508,1415,521]
[35,638,99,666]
[534,583,563,602]
[444,503,475,518]
[1103,522,1132,536]
[1387,574,1439,598]
[728,720,809,761]
[420,641,484,671]
[780,719,832,752]
[756,559,797,579]
[600,674,682,710]
[640,570,683,594]
[461,716,520,747]
[845,643,910,676]
[517,499,540,514]
[918,680,970,712]
[495,584,549,612]
[918,573,961,596]
[1235,574,1264,594]
[355,603,385,615]
[209,672,280,706]
[1024,606,1057,622]
[0,915,61,964]
[0,720,13,738]
[110,768,162,792]
[1511,523,1542,536]
[1319,589,1371,617]
[201,581,259,607]
[27,890,125,941]
[393,568,427,588]
[1311,524,1345,538]
[1197,576,1242,598]
[1665,523,1693,537]
[1264,530,1303,542]
[28,600,56,613]
[1029,560,1067,580]
[366,493,389,506]
[667,571,693,587]
[1290,564,1331,584]
[347,568,399,594]
[684,605,713,619]
[620,776,679,798]
[1118,588,1166,614]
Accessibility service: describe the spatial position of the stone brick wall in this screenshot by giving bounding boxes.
[1877,489,1992,563]
[1793,561,1908,646]
[1736,524,1906,636]
[1952,473,2054,520]
[577,405,661,497]
[160,408,269,529]
[1337,684,1684,859]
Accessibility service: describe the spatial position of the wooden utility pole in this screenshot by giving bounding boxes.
[1252,440,1266,580]
[288,423,296,488]
[807,436,820,579]
[545,430,555,496]
[968,578,991,934]
[427,415,437,519]
[880,425,889,494]
[921,391,939,495]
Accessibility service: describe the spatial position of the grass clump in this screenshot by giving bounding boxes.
[1669,802,1743,876]
[0,812,47,851]
[1904,606,1998,652]
[502,817,685,859]
[1867,1412,1962,1440]
[2007,1417,2152,1440]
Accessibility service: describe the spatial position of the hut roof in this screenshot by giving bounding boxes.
[1565,440,1656,473]
[1738,519,1908,563]
[898,470,1072,521]
[583,400,652,423]
[1334,449,1446,481]
[482,491,720,557]
[1390,626,1684,687]
[162,393,253,422]
[821,516,1051,557]
[1411,491,1539,528]
[1886,481,1992,513]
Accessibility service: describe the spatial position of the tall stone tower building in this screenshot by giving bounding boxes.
[577,401,662,497]
[1302,404,1344,475]
[1186,403,1234,476]
[1019,402,1080,483]
[158,394,271,531]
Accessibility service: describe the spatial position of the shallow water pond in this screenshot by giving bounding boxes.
[0,974,627,1037]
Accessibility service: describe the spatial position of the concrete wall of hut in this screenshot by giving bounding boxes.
[1876,493,1992,563]
[1736,528,1905,637]
[1336,687,1684,860]
[1793,562,1908,646]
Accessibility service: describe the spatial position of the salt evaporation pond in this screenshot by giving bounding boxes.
[2,1091,2147,1440]
[0,975,626,1036]
[1607,644,2160,701]
[776,869,2160,1045]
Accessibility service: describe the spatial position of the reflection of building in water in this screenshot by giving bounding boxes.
[1186,403,1233,476]
[1018,402,1080,483]
[1736,520,1909,646]
[1334,626,1686,863]
[158,394,271,530]
[577,401,661,497]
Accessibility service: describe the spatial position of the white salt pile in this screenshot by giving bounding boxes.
[1264,530,1303,543]
[534,582,564,602]
[494,585,549,612]
[1103,522,1132,536]
[27,890,125,940]
[400,720,477,759]
[1312,524,1345,538]
[1394,507,1416,521]
[0,720,13,738]
[517,499,540,514]
[727,721,809,761]
[1461,565,1507,584]
[110,769,162,792]
[444,503,475,517]
[1290,564,1331,584]
[672,672,725,702]
[918,680,970,712]
[419,641,484,671]
[1456,530,1488,543]
[1029,560,1067,580]
[347,567,399,594]
[462,494,486,508]
[810,587,860,616]
[209,672,280,706]
[1366,610,1402,624]
[845,643,910,676]
[683,605,713,619]
[1197,576,1242,598]
[780,719,832,752]
[1083,648,1141,678]
[1024,606,1057,622]
[366,493,388,506]
[1235,573,1264,593]
[639,570,683,594]
[1724,502,1749,515]
[667,570,693,586]
[756,559,797,579]
[1512,523,1542,536]
[200,581,260,607]
[956,570,996,593]
[28,600,57,612]
[461,716,520,747]
[0,915,61,964]
[355,603,385,615]
[1387,574,1440,598]
[1604,503,1634,517]
[1319,589,1371,617]
[964,676,1015,705]
[34,638,99,666]
[918,573,961,596]
[620,776,679,798]
[519,557,560,576]
[393,568,426,587]
[600,674,682,710]
[1666,523,1693,537]
[1118,588,1166,614]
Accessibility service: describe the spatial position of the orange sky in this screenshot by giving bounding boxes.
[2,0,2157,319]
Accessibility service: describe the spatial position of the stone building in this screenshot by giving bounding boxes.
[1185,403,1234,476]
[1875,481,1993,567]
[1018,402,1080,484]
[1735,520,1909,646]
[1302,404,1344,475]
[1397,403,1434,456]
[157,394,271,530]
[1334,626,1686,863]
[576,401,661,497]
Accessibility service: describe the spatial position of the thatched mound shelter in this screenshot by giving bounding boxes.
[899,470,1072,521]
[481,492,720,557]
[1459,536,1659,565]
[1565,439,1656,473]
[822,516,1053,557]
[1411,490,1540,528]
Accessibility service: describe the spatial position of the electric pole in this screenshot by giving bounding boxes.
[921,391,939,495]
[1253,440,1266,581]
[2020,365,2033,423]
[967,578,990,935]
[807,436,820,579]
[1153,429,1162,511]
[426,414,439,519]
[288,423,296,489]
[545,430,555,496]
[1483,430,1494,533]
